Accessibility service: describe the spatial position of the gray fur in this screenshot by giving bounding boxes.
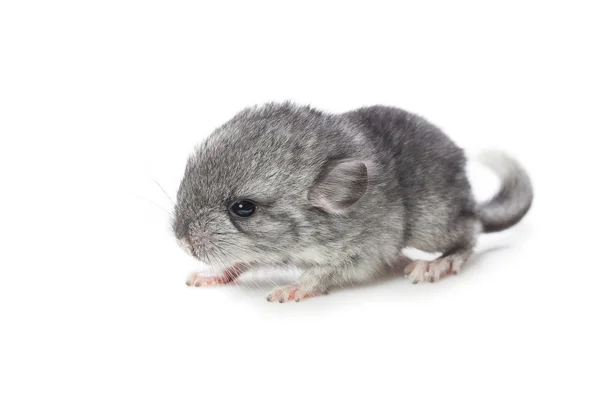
[476,150,533,233]
[172,102,533,300]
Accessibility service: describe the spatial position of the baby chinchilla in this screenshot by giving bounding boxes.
[172,102,533,303]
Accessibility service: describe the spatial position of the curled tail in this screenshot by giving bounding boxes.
[476,150,533,233]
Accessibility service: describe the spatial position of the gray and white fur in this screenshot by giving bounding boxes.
[172,103,533,302]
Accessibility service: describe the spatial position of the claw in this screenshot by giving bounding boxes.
[266,284,319,303]
[405,256,467,284]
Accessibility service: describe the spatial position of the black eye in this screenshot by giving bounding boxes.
[230,200,257,217]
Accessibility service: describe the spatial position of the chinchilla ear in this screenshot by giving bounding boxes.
[308,160,368,213]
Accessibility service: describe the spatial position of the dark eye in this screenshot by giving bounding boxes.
[230,200,257,217]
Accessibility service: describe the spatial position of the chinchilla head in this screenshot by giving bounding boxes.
[172,102,379,270]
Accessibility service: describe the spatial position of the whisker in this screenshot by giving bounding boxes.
[211,252,238,284]
[217,239,294,258]
[153,179,175,205]
[210,245,250,288]
[266,277,285,294]
[135,195,173,215]
[214,246,265,291]
[244,273,264,291]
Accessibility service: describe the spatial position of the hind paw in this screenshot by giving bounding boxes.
[266,284,320,303]
[404,256,466,284]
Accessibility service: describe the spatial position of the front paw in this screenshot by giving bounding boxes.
[186,272,237,287]
[266,284,320,303]
[186,264,246,287]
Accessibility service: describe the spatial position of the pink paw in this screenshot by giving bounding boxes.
[186,273,237,287]
[404,256,465,284]
[266,284,318,303]
[186,264,245,287]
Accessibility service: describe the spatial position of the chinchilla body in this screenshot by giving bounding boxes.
[173,103,532,302]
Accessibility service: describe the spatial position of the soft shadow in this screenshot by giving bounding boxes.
[218,245,512,304]
[325,245,511,295]
[467,245,511,268]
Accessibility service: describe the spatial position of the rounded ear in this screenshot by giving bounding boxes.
[308,160,368,213]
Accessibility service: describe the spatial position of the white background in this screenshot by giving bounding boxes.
[1,1,599,399]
